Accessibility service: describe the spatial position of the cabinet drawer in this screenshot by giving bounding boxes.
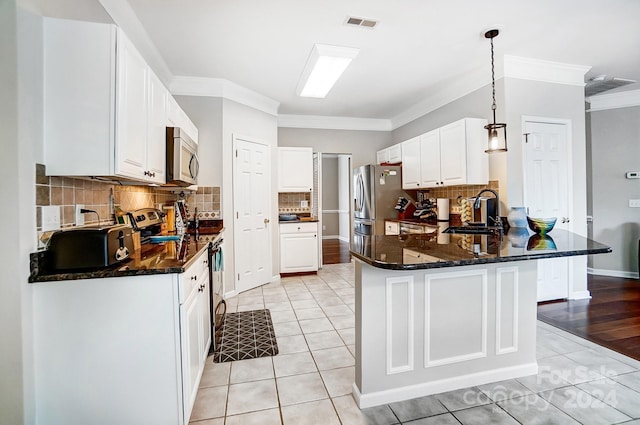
[279,222,317,234]
[385,221,400,235]
[179,248,208,303]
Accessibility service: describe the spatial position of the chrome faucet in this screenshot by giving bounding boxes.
[473,189,503,233]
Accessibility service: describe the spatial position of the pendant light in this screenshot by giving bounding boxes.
[484,29,507,153]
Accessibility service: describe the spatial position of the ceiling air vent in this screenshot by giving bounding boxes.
[345,16,378,29]
[585,75,636,97]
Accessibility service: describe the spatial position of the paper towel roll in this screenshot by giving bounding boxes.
[437,198,450,221]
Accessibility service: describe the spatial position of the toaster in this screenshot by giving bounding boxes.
[47,225,134,271]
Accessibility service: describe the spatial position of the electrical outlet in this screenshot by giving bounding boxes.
[629,199,640,208]
[75,204,85,226]
[451,205,462,214]
[301,200,309,208]
[42,206,60,231]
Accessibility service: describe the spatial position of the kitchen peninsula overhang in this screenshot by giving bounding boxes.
[350,229,611,271]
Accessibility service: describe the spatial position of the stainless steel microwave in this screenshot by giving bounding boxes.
[165,127,199,187]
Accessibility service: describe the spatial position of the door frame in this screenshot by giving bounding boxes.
[521,116,578,299]
[232,134,273,294]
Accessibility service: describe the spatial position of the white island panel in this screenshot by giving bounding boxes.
[354,260,538,408]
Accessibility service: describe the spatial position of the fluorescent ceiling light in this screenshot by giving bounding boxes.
[296,44,359,98]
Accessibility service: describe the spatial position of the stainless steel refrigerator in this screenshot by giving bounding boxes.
[352,164,404,255]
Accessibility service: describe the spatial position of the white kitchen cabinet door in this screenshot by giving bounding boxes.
[419,129,441,187]
[181,286,202,421]
[388,144,402,164]
[401,136,421,189]
[439,119,468,186]
[115,29,149,181]
[376,148,389,165]
[167,95,199,144]
[146,71,168,184]
[280,222,318,273]
[278,147,313,192]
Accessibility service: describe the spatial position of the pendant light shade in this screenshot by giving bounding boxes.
[484,29,507,153]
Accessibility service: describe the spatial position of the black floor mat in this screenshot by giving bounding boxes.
[213,309,279,363]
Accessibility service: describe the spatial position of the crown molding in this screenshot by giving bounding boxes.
[587,89,640,112]
[503,55,591,86]
[278,115,392,131]
[170,77,280,116]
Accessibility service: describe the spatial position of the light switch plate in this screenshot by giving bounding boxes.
[75,204,85,226]
[629,199,640,208]
[301,200,309,208]
[42,205,60,231]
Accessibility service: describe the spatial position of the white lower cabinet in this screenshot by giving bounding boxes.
[179,248,211,422]
[32,247,211,425]
[280,222,319,273]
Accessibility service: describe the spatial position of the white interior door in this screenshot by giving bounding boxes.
[233,136,272,293]
[523,119,571,302]
[315,153,323,267]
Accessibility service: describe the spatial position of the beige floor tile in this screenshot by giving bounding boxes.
[294,307,326,320]
[265,301,294,312]
[277,334,309,354]
[305,330,345,350]
[189,418,225,425]
[281,399,340,425]
[273,320,302,337]
[299,317,334,334]
[237,295,264,306]
[337,327,356,345]
[190,385,228,421]
[320,366,355,397]
[312,346,355,371]
[277,372,329,406]
[200,361,230,388]
[273,351,318,377]
[332,395,399,425]
[224,408,282,425]
[229,357,274,384]
[329,315,354,330]
[322,304,353,317]
[226,379,278,416]
[237,303,264,312]
[291,299,319,309]
[270,309,298,323]
[288,292,315,301]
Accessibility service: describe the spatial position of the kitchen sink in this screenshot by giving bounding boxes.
[443,226,500,235]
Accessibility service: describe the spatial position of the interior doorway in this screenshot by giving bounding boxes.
[317,153,352,265]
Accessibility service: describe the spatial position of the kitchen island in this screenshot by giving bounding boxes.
[350,229,610,408]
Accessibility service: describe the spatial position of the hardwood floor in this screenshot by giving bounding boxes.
[322,239,351,265]
[537,274,640,360]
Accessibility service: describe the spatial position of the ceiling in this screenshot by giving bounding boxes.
[38,0,640,122]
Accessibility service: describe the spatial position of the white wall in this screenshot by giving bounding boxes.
[1,1,43,423]
[222,99,278,286]
[174,96,223,187]
[589,105,640,276]
[0,3,25,423]
[278,127,391,169]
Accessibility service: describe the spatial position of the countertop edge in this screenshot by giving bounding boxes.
[350,246,613,271]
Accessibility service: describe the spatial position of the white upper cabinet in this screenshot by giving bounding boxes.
[167,95,199,144]
[376,143,402,165]
[401,118,488,189]
[401,136,421,189]
[278,147,313,192]
[43,18,195,184]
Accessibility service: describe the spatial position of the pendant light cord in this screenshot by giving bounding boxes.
[490,35,497,124]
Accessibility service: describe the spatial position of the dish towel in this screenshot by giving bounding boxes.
[214,247,224,271]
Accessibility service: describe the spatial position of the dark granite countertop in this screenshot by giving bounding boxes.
[351,228,611,270]
[29,232,223,283]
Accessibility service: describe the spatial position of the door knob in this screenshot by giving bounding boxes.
[264,218,270,224]
[561,217,571,223]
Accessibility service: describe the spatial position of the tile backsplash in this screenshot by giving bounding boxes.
[415,180,500,213]
[278,192,312,214]
[35,164,220,246]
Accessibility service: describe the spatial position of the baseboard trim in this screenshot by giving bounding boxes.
[588,267,639,279]
[322,235,340,240]
[569,290,592,300]
[352,363,539,408]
